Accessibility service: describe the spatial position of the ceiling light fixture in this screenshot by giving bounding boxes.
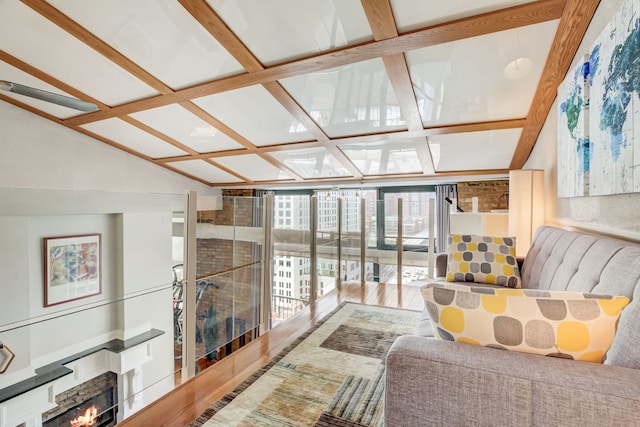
[503,57,533,80]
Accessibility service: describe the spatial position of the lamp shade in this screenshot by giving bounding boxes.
[508,169,544,256]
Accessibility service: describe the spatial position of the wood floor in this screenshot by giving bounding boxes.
[117,281,425,427]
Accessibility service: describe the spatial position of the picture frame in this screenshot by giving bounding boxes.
[43,233,101,307]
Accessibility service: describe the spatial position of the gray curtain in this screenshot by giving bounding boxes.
[435,184,458,253]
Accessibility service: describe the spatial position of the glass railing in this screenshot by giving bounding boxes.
[0,192,438,425]
[187,196,264,377]
[0,284,176,426]
[271,194,312,323]
[191,264,261,373]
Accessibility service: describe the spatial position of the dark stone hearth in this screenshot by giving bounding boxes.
[42,372,117,427]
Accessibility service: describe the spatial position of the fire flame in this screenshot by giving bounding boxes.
[70,405,98,427]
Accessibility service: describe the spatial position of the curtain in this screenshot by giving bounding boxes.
[435,184,458,253]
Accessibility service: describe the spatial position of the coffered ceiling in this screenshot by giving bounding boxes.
[0,0,599,187]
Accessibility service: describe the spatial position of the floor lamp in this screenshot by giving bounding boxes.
[508,169,544,257]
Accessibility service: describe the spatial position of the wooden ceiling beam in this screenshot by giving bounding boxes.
[119,116,199,156]
[178,0,263,73]
[423,118,527,136]
[216,169,510,188]
[23,0,265,167]
[154,118,526,162]
[0,49,106,108]
[177,102,259,151]
[258,153,305,182]
[64,0,565,126]
[360,0,399,40]
[179,0,328,147]
[511,0,600,168]
[360,0,437,175]
[204,159,254,183]
[326,146,364,179]
[21,0,174,96]
[262,81,329,142]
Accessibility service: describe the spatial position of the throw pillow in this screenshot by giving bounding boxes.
[421,283,630,363]
[446,234,521,288]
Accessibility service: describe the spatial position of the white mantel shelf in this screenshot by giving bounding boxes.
[0,329,163,404]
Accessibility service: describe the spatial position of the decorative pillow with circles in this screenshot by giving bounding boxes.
[421,283,630,363]
[446,234,521,288]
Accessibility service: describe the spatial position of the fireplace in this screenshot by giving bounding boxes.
[42,372,117,427]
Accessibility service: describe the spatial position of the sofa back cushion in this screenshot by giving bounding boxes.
[521,226,640,369]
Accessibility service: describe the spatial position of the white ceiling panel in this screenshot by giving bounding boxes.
[0,2,157,105]
[206,0,372,66]
[280,58,406,138]
[429,129,522,171]
[214,154,292,181]
[391,0,536,32]
[406,20,558,127]
[0,61,87,119]
[193,85,314,146]
[270,147,352,179]
[130,104,244,153]
[81,118,188,158]
[47,0,245,89]
[0,0,585,187]
[340,140,423,175]
[167,159,243,183]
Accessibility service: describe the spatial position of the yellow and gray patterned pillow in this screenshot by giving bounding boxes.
[421,283,630,363]
[446,234,520,288]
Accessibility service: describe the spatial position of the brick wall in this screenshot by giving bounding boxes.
[457,180,509,212]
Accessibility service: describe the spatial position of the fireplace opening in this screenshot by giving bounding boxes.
[42,372,117,427]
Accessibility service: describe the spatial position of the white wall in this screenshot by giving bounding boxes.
[0,102,213,195]
[0,102,212,402]
[525,0,640,240]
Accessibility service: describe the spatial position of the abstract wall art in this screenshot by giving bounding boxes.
[43,233,101,307]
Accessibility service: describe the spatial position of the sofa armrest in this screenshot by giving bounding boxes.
[385,336,640,427]
[435,253,448,278]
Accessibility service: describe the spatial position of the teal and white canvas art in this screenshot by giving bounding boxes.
[588,0,640,196]
[558,56,590,198]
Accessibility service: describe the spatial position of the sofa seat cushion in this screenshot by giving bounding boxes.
[446,234,521,288]
[421,283,630,363]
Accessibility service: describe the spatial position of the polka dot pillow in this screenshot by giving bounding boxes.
[421,283,630,363]
[446,234,520,288]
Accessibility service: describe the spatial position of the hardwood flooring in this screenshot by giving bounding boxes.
[117,281,425,426]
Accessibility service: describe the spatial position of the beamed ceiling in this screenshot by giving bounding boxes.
[0,0,599,188]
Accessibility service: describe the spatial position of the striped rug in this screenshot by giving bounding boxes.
[189,302,422,427]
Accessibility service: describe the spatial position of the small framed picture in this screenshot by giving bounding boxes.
[43,234,101,307]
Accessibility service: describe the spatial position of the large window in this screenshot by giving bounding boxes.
[377,186,436,251]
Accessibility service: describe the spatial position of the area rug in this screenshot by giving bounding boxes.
[189,302,422,427]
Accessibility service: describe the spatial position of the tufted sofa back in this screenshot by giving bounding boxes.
[521,226,640,369]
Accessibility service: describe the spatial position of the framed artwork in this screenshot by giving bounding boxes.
[44,233,101,307]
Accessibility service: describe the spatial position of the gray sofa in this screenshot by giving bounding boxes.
[385,226,640,426]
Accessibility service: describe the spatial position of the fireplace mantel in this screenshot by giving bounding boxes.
[0,329,163,427]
